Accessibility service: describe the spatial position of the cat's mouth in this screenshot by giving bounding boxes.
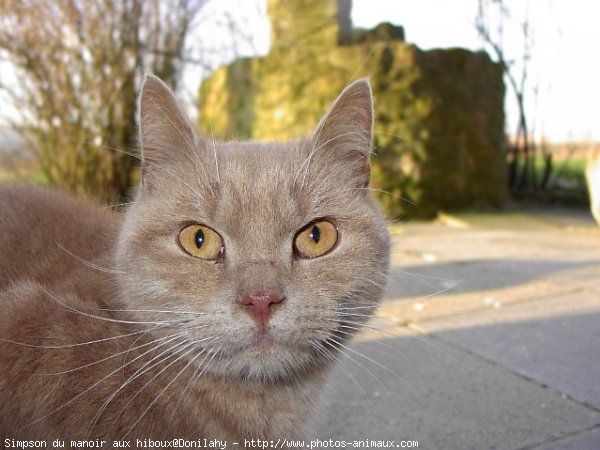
[253,328,276,348]
[179,322,331,382]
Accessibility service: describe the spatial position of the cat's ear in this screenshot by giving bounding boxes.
[138,75,198,180]
[312,79,373,187]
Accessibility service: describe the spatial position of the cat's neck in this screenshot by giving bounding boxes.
[182,369,328,439]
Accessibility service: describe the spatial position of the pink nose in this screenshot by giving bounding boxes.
[240,291,284,325]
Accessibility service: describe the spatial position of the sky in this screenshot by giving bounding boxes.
[349,0,600,143]
[2,1,598,145]
[188,0,600,143]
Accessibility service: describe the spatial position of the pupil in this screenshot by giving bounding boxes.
[310,225,321,244]
[194,229,205,248]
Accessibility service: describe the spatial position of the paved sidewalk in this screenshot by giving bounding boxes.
[316,207,600,450]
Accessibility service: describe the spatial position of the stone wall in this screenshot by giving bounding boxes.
[199,0,507,218]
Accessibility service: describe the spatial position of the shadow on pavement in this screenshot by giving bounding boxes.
[316,309,600,450]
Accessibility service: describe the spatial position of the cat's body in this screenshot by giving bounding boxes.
[586,149,600,226]
[0,77,389,443]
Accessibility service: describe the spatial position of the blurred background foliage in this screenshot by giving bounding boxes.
[0,0,205,202]
[0,0,594,218]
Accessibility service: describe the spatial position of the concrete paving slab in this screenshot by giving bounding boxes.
[316,208,600,449]
[382,253,598,323]
[315,329,600,450]
[421,290,600,411]
[542,426,600,450]
[386,227,600,324]
[381,285,578,324]
[391,228,600,266]
[385,258,590,299]
[552,264,600,293]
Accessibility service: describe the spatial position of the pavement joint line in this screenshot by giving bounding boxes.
[406,324,600,416]
[517,422,600,450]
[404,322,428,335]
[548,278,600,295]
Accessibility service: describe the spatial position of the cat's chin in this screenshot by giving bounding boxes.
[204,334,327,382]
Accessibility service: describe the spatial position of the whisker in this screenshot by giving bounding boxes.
[313,339,377,413]
[127,340,192,384]
[326,336,414,395]
[331,327,410,364]
[147,97,196,151]
[395,270,461,283]
[29,334,187,426]
[145,97,217,201]
[2,328,154,350]
[412,278,466,301]
[338,305,379,311]
[209,122,221,184]
[346,47,376,85]
[56,244,126,275]
[40,331,186,376]
[321,337,386,390]
[347,187,418,207]
[84,142,141,161]
[71,139,210,205]
[297,131,367,189]
[338,312,374,319]
[151,161,209,203]
[310,339,337,363]
[101,200,145,210]
[42,288,187,326]
[335,318,456,364]
[121,328,217,410]
[87,338,204,437]
[91,307,208,317]
[167,348,218,426]
[123,341,212,437]
[56,307,189,327]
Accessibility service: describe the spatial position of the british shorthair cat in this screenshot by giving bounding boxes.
[0,76,390,443]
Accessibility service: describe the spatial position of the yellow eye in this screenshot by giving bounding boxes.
[294,220,338,259]
[179,224,224,260]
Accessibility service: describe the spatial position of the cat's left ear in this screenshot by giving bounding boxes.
[312,79,373,187]
[138,75,198,181]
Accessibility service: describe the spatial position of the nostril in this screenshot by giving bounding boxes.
[240,290,284,325]
[240,291,284,307]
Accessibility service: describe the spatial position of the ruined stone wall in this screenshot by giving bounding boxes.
[199,0,506,218]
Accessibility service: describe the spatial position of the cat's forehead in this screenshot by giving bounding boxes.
[214,140,308,219]
[217,141,303,185]
[157,138,358,238]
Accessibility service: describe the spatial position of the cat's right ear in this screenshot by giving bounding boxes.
[138,75,198,183]
[310,79,373,188]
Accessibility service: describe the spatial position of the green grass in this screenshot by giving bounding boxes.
[0,168,48,185]
[531,155,586,190]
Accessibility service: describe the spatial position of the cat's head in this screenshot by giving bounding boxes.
[115,76,390,382]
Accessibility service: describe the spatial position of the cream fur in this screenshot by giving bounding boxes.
[586,150,600,225]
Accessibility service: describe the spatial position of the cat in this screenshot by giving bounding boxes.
[585,149,600,225]
[0,75,390,444]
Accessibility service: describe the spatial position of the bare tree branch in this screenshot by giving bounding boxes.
[0,0,209,201]
[476,0,539,193]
